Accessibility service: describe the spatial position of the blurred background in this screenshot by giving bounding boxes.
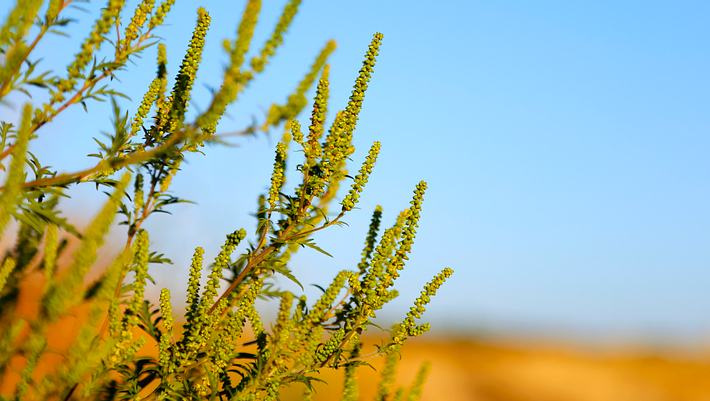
[3,0,710,399]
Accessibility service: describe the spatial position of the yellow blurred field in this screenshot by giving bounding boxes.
[4,277,710,400]
[3,273,710,400]
[299,336,710,401]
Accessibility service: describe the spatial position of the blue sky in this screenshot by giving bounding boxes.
[3,0,710,345]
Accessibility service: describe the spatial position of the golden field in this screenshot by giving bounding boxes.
[295,336,710,401]
[3,273,710,400]
[2,273,710,400]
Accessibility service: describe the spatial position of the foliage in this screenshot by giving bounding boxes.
[0,1,453,400]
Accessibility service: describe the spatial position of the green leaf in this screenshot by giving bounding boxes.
[300,238,333,257]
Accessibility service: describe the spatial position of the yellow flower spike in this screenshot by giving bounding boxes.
[250,0,301,73]
[166,8,211,133]
[392,267,454,345]
[103,249,135,336]
[157,42,168,78]
[127,230,150,328]
[159,288,174,371]
[155,42,169,110]
[130,78,162,136]
[121,0,155,56]
[66,0,126,81]
[231,0,262,72]
[306,64,330,160]
[45,0,62,23]
[44,173,131,321]
[0,257,16,295]
[159,161,180,193]
[406,362,431,401]
[149,0,177,30]
[341,338,361,401]
[384,181,428,283]
[341,141,381,211]
[201,229,246,307]
[314,327,345,364]
[280,121,293,146]
[185,246,205,323]
[0,0,42,46]
[307,270,351,326]
[0,319,24,367]
[290,119,304,145]
[133,173,145,215]
[180,230,246,365]
[357,205,383,274]
[0,0,42,85]
[245,302,265,336]
[275,292,294,332]
[299,325,323,366]
[263,40,336,129]
[361,209,409,310]
[196,0,260,135]
[0,103,32,233]
[43,224,59,286]
[211,278,263,370]
[376,346,400,401]
[268,142,287,209]
[15,334,44,398]
[322,33,383,180]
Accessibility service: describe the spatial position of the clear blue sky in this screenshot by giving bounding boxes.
[3,0,710,345]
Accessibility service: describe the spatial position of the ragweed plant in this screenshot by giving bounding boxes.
[0,1,453,400]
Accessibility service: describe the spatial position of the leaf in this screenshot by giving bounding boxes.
[300,238,333,257]
[310,283,326,293]
[148,251,172,265]
[275,267,303,290]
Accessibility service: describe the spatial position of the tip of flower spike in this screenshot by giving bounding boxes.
[325,39,337,52]
[228,228,247,243]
